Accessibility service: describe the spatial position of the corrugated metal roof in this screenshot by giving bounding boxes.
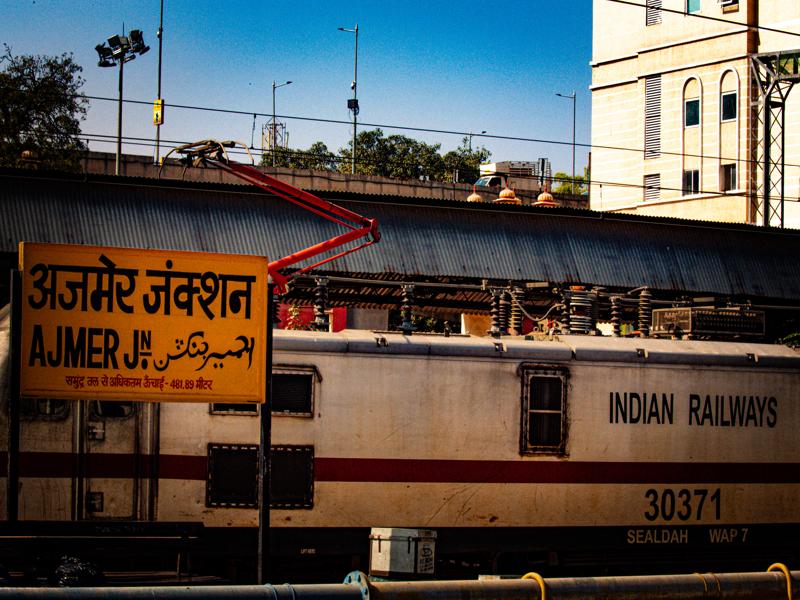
[2,170,800,302]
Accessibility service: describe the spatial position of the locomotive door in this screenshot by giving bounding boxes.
[78,400,154,521]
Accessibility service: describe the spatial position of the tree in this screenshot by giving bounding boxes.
[553,166,589,195]
[262,130,491,184]
[264,141,338,171]
[338,128,447,180]
[0,46,87,171]
[442,136,491,183]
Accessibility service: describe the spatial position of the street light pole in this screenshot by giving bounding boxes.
[272,80,292,167]
[468,130,486,152]
[96,30,149,176]
[116,57,125,176]
[338,24,359,175]
[154,0,164,165]
[556,91,576,194]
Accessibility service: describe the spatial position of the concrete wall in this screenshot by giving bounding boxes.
[591,0,800,226]
[80,151,588,209]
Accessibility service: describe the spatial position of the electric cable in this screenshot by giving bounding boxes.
[75,129,800,203]
[79,93,800,173]
[605,0,800,39]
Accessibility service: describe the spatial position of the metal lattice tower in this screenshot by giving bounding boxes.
[262,120,289,154]
[749,51,800,228]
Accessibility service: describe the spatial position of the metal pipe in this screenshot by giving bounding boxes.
[0,584,364,600]
[542,571,792,600]
[0,571,794,600]
[367,572,795,600]
[370,579,542,600]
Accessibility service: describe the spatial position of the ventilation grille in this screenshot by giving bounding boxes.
[645,75,662,159]
[644,173,661,202]
[646,0,663,25]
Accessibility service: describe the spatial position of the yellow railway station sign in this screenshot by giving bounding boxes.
[18,242,268,403]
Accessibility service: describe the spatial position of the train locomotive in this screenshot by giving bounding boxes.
[2,302,800,581]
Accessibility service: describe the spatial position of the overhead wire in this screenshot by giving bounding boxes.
[75,2,800,206]
[76,130,799,203]
[605,0,800,39]
[79,92,800,174]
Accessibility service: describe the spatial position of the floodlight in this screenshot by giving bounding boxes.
[95,27,149,176]
[95,44,115,67]
[129,29,150,55]
[107,34,126,50]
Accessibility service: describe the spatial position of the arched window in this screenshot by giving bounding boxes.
[683,78,701,128]
[682,77,702,195]
[719,69,740,192]
[720,70,738,122]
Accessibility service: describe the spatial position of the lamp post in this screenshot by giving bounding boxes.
[338,24,359,175]
[271,80,292,167]
[154,0,164,165]
[556,91,576,194]
[96,29,150,176]
[468,130,486,152]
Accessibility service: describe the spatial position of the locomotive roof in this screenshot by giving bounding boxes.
[274,329,800,368]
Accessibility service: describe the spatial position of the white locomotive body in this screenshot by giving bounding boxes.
[3,324,800,578]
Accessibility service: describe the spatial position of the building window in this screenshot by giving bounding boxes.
[720,0,739,12]
[686,0,701,13]
[271,446,314,509]
[683,169,700,195]
[206,444,259,508]
[721,163,737,191]
[684,98,700,127]
[644,75,662,159]
[721,91,737,121]
[644,173,661,202]
[210,403,258,415]
[205,444,314,509]
[646,0,662,25]
[521,366,568,455]
[272,370,315,416]
[92,401,135,420]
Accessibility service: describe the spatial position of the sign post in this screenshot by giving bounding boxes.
[258,280,275,585]
[7,270,21,522]
[16,241,271,577]
[18,242,268,404]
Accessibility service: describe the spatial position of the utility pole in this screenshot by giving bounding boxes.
[556,91,577,194]
[339,24,359,174]
[272,80,292,167]
[154,0,164,165]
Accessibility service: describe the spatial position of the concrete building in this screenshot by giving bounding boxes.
[591,0,800,227]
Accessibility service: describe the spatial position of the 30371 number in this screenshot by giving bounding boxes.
[644,488,720,521]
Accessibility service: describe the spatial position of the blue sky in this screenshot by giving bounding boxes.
[2,1,593,175]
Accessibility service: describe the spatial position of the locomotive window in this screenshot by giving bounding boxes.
[521,367,568,455]
[271,446,314,509]
[207,444,259,508]
[272,370,314,416]
[20,398,69,420]
[91,401,136,420]
[205,444,314,509]
[210,403,259,415]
